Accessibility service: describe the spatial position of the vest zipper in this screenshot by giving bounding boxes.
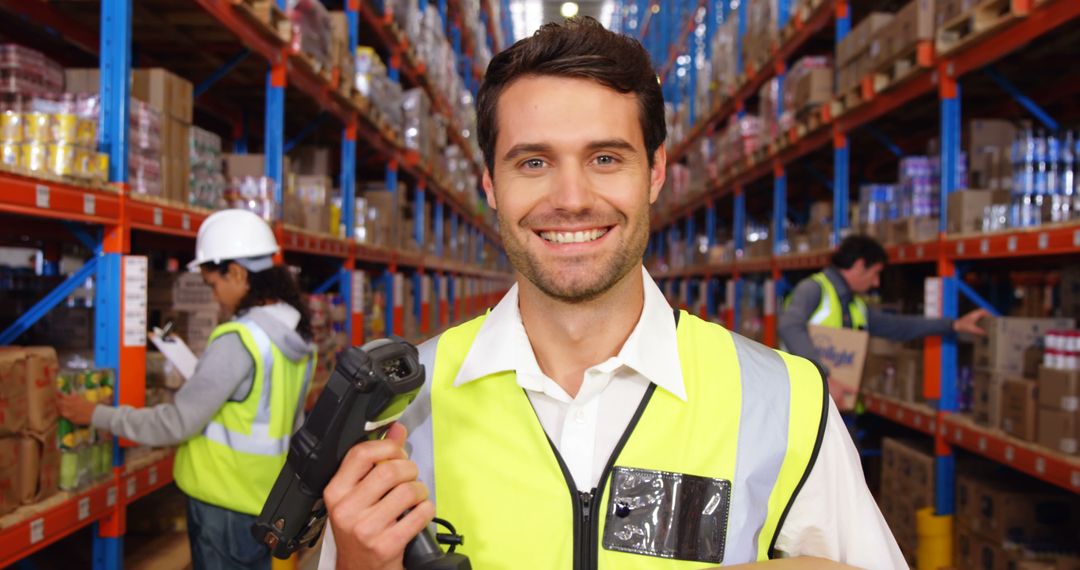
[579,490,593,569]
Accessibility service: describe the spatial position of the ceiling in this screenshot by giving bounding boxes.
[541,1,608,24]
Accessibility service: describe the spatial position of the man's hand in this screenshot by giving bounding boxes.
[58,394,99,425]
[325,422,434,570]
[953,308,990,336]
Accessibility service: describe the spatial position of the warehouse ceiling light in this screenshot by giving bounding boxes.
[560,2,579,18]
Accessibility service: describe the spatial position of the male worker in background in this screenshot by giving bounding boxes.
[779,235,988,400]
[319,18,905,569]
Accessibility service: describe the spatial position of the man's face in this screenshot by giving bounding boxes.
[847,260,884,294]
[482,76,666,303]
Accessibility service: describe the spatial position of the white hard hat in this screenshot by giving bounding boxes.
[187,209,280,271]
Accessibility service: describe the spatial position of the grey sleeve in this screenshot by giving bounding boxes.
[778,278,826,371]
[91,333,256,447]
[867,308,954,342]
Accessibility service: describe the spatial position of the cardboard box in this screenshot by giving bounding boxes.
[808,325,869,410]
[794,68,834,109]
[894,348,924,403]
[290,146,333,176]
[955,521,1019,570]
[947,189,1010,234]
[0,437,19,516]
[1037,408,1078,455]
[132,68,193,123]
[973,368,1007,428]
[1038,367,1080,412]
[894,0,936,51]
[162,117,190,203]
[957,474,1080,543]
[974,317,1076,376]
[18,426,59,504]
[888,217,939,245]
[1,347,58,433]
[1001,378,1038,441]
[0,351,29,436]
[224,153,267,178]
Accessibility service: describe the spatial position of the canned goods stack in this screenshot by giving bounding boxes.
[0,44,63,96]
[225,175,277,222]
[188,125,226,210]
[1009,129,1079,229]
[1044,330,1080,371]
[56,368,114,491]
[354,47,404,137]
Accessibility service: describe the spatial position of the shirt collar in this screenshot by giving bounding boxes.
[452,266,687,401]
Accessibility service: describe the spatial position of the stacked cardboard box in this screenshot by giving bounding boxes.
[222,153,278,221]
[835,13,894,95]
[1038,365,1080,455]
[880,438,935,562]
[0,348,63,515]
[148,272,220,356]
[955,472,1080,569]
[328,12,354,98]
[968,119,1020,192]
[867,0,935,74]
[971,317,1074,430]
[947,189,1011,234]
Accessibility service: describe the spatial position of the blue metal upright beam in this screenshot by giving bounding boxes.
[735,0,747,76]
[414,184,426,249]
[434,200,445,257]
[265,69,286,205]
[705,201,717,247]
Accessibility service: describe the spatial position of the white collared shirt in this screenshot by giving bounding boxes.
[452,266,906,567]
[318,267,906,568]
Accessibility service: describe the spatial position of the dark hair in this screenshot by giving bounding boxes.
[476,16,666,174]
[207,262,313,341]
[831,235,888,270]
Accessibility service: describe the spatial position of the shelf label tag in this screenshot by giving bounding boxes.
[153,207,163,226]
[1007,236,1018,252]
[925,277,942,318]
[106,487,117,507]
[35,185,49,208]
[1072,472,1080,488]
[84,194,95,216]
[898,248,906,260]
[980,239,989,254]
[916,245,924,258]
[914,415,922,427]
[1074,231,1080,248]
[1038,233,1049,250]
[78,497,90,520]
[954,427,963,442]
[182,214,191,231]
[30,519,44,544]
[1035,457,1046,474]
[957,242,965,256]
[123,256,149,347]
[1005,446,1015,462]
[149,466,158,486]
[126,478,137,498]
[978,436,987,451]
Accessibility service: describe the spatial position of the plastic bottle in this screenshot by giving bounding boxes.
[1048,133,1062,222]
[1062,130,1071,220]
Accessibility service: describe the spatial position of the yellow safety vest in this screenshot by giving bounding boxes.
[174,317,314,515]
[423,311,827,568]
[807,272,868,330]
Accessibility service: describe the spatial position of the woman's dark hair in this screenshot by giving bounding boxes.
[831,235,888,270]
[476,16,666,174]
[206,262,313,341]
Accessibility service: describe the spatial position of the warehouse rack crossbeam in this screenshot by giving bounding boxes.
[646,0,1080,509]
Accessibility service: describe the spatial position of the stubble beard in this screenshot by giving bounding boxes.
[499,207,648,304]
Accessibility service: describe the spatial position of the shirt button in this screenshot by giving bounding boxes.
[574,410,587,424]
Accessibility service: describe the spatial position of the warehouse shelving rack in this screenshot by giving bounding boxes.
[0,0,513,567]
[630,0,1080,521]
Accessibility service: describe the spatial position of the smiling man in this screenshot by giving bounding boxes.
[318,17,906,569]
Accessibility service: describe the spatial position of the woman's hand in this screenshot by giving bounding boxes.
[57,394,99,425]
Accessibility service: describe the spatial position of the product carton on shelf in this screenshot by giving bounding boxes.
[947,189,1010,233]
[0,346,59,433]
[17,425,59,504]
[880,437,935,558]
[973,317,1076,376]
[1000,378,1038,441]
[0,350,28,436]
[1037,408,1078,455]
[131,68,194,123]
[1037,366,1080,412]
[972,368,1009,429]
[955,473,1080,544]
[0,436,19,516]
[893,0,936,50]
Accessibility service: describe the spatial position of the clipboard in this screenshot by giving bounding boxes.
[149,322,199,380]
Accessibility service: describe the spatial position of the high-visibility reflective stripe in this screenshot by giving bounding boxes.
[724,334,791,562]
[203,421,288,456]
[239,317,275,425]
[407,334,440,501]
